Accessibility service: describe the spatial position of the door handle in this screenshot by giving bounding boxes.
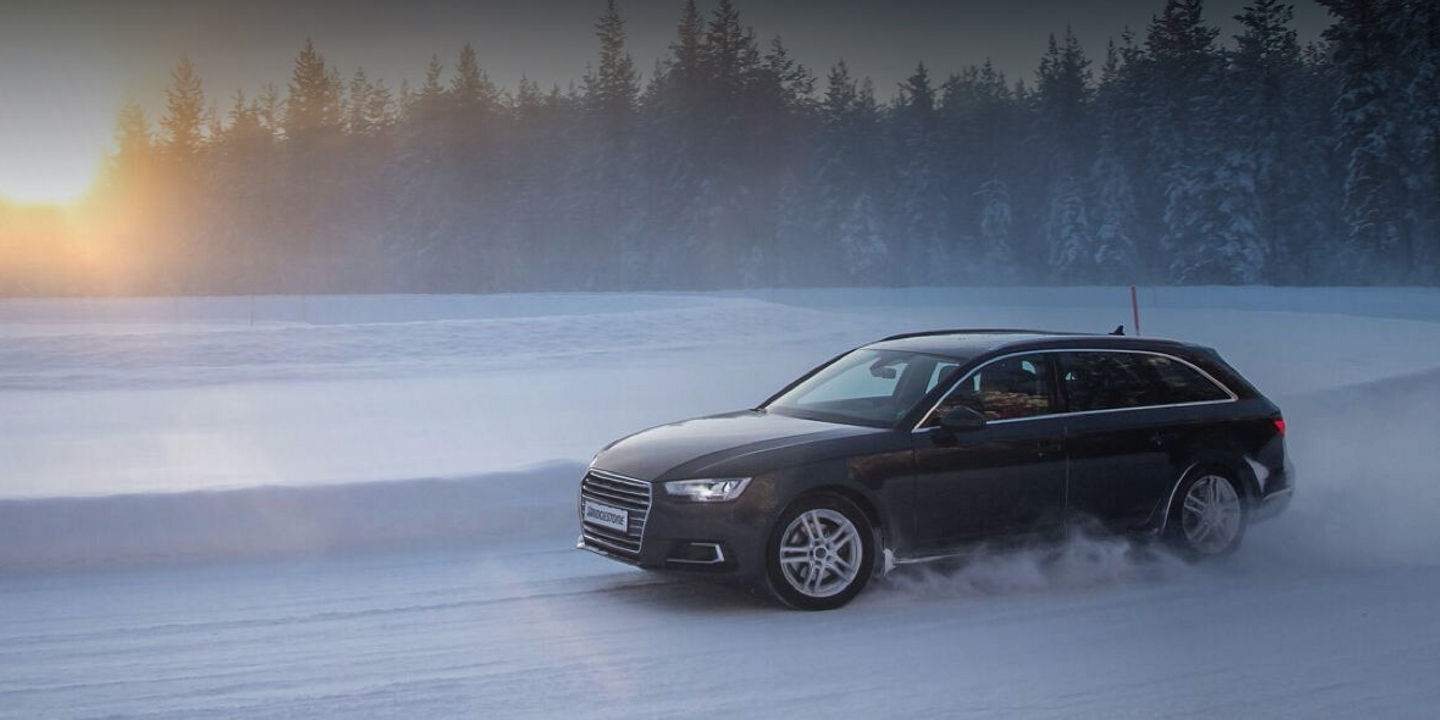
[1036,440,1064,456]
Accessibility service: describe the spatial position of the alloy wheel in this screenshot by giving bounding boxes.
[1181,474,1242,555]
[778,508,863,598]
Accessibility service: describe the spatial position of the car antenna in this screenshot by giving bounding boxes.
[1110,324,1125,336]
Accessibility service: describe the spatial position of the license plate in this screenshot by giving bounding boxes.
[583,500,629,533]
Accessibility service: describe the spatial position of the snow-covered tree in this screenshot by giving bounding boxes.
[1086,41,1143,283]
[1319,0,1409,281]
[1392,0,1440,278]
[35,1,1440,296]
[838,192,888,283]
[1045,174,1093,280]
[977,179,1014,274]
[890,63,950,284]
[1165,149,1268,283]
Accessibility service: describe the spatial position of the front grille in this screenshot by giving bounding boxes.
[580,469,653,560]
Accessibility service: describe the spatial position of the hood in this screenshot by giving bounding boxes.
[592,410,881,481]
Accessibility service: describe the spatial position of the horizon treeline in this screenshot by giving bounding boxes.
[3,0,1438,296]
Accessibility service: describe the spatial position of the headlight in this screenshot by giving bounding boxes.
[664,477,751,503]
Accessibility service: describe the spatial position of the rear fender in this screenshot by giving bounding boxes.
[1151,452,1259,534]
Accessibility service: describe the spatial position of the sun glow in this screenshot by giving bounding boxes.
[0,138,104,206]
[0,59,117,207]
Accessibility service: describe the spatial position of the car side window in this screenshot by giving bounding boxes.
[1061,352,1151,411]
[1141,354,1231,403]
[927,355,1055,423]
[1061,351,1229,411]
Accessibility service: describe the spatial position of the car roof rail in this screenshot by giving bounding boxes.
[876,328,1084,342]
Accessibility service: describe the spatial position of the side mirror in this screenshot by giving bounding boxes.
[938,406,987,431]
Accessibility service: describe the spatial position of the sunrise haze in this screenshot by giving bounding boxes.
[0,0,1329,205]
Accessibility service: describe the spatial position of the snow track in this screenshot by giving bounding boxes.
[0,464,583,572]
[3,288,1439,718]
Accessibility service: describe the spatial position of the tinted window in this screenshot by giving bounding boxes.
[927,354,1055,423]
[1061,352,1229,412]
[1144,354,1231,403]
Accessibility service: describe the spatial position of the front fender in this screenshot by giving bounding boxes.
[759,449,915,560]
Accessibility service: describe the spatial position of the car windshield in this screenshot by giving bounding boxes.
[765,349,965,427]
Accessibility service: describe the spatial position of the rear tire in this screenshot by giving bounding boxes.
[765,493,874,610]
[1167,468,1246,558]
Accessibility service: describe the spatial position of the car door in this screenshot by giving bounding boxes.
[910,353,1068,550]
[1058,350,1231,531]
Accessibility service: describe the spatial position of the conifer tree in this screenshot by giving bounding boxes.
[1088,41,1142,282]
[761,36,816,112]
[48,0,1440,295]
[670,0,703,94]
[285,39,343,141]
[450,43,498,115]
[1036,29,1096,280]
[254,84,282,137]
[111,99,154,182]
[793,60,885,283]
[1394,0,1440,277]
[364,79,396,132]
[977,179,1014,271]
[1318,0,1408,279]
[837,192,887,282]
[221,90,266,149]
[702,0,750,97]
[891,63,949,283]
[1036,28,1093,169]
[1140,0,1227,280]
[1231,0,1306,280]
[160,55,206,164]
[938,60,1017,261]
[585,0,639,129]
[346,69,374,135]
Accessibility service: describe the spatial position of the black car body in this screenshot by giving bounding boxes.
[578,330,1292,609]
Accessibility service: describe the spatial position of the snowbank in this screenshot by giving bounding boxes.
[0,463,582,572]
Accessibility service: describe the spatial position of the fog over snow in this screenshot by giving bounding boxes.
[2,287,1439,718]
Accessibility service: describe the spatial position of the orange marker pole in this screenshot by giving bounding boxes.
[1130,285,1141,336]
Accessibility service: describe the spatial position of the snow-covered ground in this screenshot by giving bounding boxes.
[2,287,1439,718]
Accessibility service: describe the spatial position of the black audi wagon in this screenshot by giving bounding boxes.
[578,330,1293,610]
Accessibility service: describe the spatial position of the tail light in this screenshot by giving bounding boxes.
[1272,417,1286,436]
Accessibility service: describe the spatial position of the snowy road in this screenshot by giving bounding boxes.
[3,288,1440,718]
[5,543,1439,719]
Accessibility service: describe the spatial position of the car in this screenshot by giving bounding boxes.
[577,329,1293,610]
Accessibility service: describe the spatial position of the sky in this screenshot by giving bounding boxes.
[0,0,1332,204]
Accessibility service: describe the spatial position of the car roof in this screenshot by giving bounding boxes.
[863,329,1197,360]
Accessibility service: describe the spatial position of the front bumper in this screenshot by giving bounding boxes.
[578,474,775,578]
[577,535,739,572]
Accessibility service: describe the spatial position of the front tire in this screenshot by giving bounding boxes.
[765,493,874,610]
[1168,468,1246,558]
